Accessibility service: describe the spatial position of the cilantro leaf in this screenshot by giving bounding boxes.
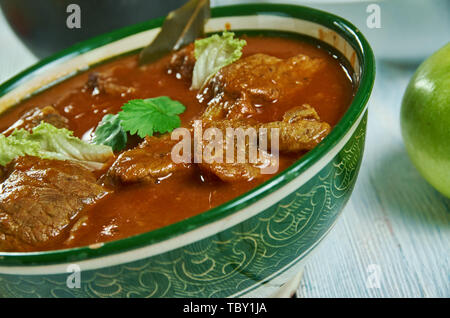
[93,113,128,151]
[118,96,186,138]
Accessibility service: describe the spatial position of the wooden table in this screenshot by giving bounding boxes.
[0,10,448,298]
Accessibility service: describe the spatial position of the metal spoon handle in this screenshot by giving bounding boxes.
[139,0,210,66]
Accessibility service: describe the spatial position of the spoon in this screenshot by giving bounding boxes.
[139,0,210,66]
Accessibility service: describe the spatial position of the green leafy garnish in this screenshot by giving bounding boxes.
[93,114,127,151]
[0,134,40,166]
[191,31,247,89]
[118,96,186,138]
[92,96,186,151]
[0,122,113,169]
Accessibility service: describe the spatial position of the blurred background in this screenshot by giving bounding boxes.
[1,0,449,63]
[0,0,448,298]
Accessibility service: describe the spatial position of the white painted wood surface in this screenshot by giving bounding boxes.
[298,60,450,298]
[0,8,448,298]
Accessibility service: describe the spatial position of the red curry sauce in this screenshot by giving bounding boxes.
[0,36,354,250]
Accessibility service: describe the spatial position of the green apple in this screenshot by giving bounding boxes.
[401,43,450,198]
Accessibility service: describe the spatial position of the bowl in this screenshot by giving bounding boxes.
[0,3,374,298]
[0,0,188,59]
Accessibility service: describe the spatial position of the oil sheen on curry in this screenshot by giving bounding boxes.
[0,34,354,252]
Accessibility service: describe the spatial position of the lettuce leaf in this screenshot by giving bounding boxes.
[0,134,40,166]
[191,31,246,90]
[0,122,113,170]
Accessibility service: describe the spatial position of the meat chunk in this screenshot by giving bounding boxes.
[282,104,323,123]
[2,106,69,135]
[198,125,275,182]
[0,156,106,252]
[200,162,261,182]
[198,105,329,181]
[0,167,5,184]
[202,104,330,152]
[200,53,325,120]
[106,125,276,183]
[199,151,278,182]
[106,103,328,184]
[105,135,192,185]
[196,119,276,182]
[260,104,331,152]
[85,72,136,97]
[167,43,196,82]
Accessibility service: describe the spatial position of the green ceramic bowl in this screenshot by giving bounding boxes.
[0,3,374,298]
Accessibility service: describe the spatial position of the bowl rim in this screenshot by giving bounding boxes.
[0,3,375,266]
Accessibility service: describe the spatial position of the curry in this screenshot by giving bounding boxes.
[0,34,354,252]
